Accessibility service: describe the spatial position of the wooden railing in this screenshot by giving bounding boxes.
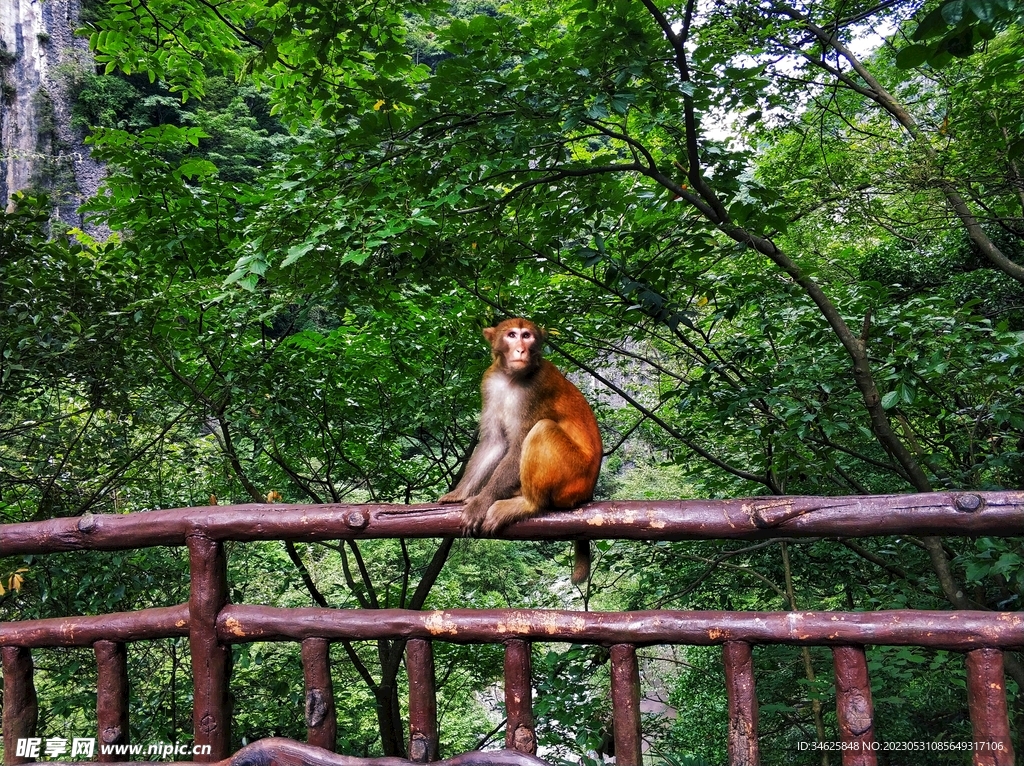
[2,491,1022,766]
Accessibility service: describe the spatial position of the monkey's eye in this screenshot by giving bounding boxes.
[522,332,531,339]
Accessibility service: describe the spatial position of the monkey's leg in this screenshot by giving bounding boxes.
[520,420,596,585]
[520,420,595,508]
[461,447,523,536]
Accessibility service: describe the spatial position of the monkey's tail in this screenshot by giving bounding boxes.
[571,540,591,585]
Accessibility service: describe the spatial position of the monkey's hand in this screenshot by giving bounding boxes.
[460,495,490,536]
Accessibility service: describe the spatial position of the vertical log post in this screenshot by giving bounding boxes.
[609,643,642,766]
[832,646,876,766]
[723,641,759,766]
[95,641,130,761]
[406,639,438,762]
[302,638,337,752]
[504,640,535,755]
[2,647,38,766]
[187,534,231,762]
[965,648,1014,766]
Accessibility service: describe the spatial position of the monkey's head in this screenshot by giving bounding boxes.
[484,318,546,376]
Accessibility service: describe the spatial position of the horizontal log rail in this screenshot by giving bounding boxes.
[0,605,189,647]
[57,738,553,766]
[2,490,1022,556]
[3,604,1024,650]
[3,492,1023,766]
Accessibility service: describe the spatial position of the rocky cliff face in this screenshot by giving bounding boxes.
[0,0,104,226]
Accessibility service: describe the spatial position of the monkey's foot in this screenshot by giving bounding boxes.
[437,491,464,504]
[480,497,536,535]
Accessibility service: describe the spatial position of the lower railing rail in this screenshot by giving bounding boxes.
[2,493,1023,766]
[1,607,1019,766]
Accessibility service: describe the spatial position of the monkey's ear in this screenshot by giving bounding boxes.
[483,326,497,344]
[537,326,548,344]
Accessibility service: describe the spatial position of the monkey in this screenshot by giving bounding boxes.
[438,318,602,584]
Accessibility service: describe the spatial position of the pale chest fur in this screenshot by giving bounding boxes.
[483,372,528,435]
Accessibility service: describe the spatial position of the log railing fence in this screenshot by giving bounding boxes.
[2,491,1023,766]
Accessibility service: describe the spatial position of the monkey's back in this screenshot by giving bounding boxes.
[529,359,602,463]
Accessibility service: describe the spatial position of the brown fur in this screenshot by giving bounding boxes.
[438,318,602,584]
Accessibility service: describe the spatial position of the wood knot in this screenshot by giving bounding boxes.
[409,733,431,763]
[345,509,369,530]
[749,500,806,528]
[511,724,536,754]
[100,726,123,745]
[199,714,219,734]
[77,514,96,533]
[305,689,328,728]
[954,494,983,513]
[842,691,874,736]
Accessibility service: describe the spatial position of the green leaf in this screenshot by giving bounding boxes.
[966,0,996,22]
[913,7,952,40]
[895,44,931,69]
[468,15,497,35]
[587,99,609,119]
[342,250,372,266]
[609,93,635,113]
[177,159,217,179]
[941,0,966,24]
[281,243,315,268]
[447,19,469,42]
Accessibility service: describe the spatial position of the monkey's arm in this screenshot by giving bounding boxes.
[438,425,506,503]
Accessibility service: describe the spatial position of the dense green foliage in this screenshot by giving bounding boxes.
[3,0,1024,762]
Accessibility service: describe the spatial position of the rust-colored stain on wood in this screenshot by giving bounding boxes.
[223,618,243,636]
[424,612,458,636]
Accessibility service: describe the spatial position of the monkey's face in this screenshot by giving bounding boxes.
[484,318,544,375]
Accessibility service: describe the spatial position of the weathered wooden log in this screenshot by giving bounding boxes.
[6,604,1024,652]
[2,492,1021,555]
[965,648,1014,766]
[406,639,438,762]
[723,641,759,766]
[58,737,556,766]
[0,605,189,647]
[609,644,642,766]
[95,640,130,761]
[2,646,38,766]
[188,535,231,762]
[832,646,876,766]
[302,638,337,752]
[503,640,535,755]
[217,606,1024,650]
[212,738,555,766]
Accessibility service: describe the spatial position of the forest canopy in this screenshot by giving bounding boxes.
[2,0,1024,762]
